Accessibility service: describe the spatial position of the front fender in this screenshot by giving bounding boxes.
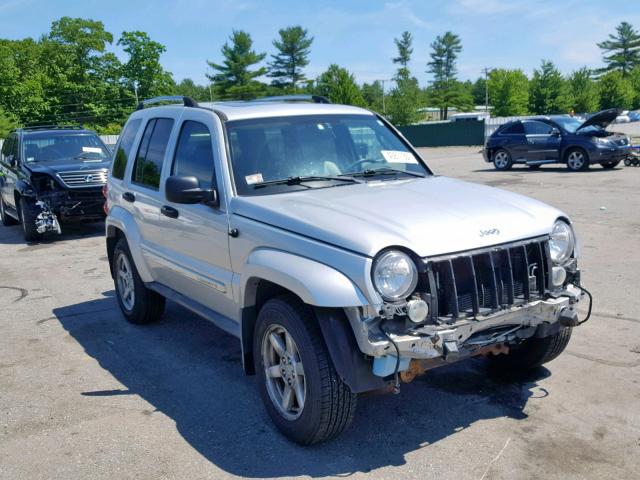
[242,249,368,308]
[106,205,154,282]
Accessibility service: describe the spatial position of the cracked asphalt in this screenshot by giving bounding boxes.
[1,147,639,479]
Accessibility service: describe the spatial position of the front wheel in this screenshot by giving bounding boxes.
[493,149,513,171]
[565,148,590,171]
[490,327,573,372]
[113,238,165,324]
[19,197,40,242]
[624,157,632,166]
[254,295,357,445]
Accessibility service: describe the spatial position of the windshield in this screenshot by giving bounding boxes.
[552,116,598,134]
[226,114,429,195]
[22,132,109,163]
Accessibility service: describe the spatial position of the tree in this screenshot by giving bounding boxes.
[174,78,212,101]
[0,107,18,138]
[393,31,413,78]
[598,21,640,76]
[598,70,634,109]
[471,77,487,106]
[118,31,174,101]
[427,31,466,119]
[529,60,571,114]
[207,30,267,100]
[314,65,365,106]
[268,26,313,92]
[628,66,640,109]
[488,69,529,116]
[567,68,598,113]
[361,81,384,112]
[386,31,420,125]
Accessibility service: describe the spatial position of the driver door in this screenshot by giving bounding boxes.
[523,121,561,161]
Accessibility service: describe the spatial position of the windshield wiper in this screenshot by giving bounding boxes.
[253,175,360,189]
[343,167,425,178]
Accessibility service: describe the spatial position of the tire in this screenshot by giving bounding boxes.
[0,196,18,226]
[19,197,39,242]
[623,158,632,167]
[112,238,165,324]
[492,149,513,171]
[490,327,573,372]
[254,295,357,445]
[565,148,590,171]
[601,161,620,169]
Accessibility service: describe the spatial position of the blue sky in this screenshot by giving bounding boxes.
[1,0,639,86]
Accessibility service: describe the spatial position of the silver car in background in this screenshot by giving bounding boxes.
[105,95,589,445]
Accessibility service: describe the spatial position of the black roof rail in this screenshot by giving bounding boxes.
[250,94,331,104]
[136,95,199,110]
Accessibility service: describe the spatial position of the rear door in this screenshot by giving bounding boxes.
[497,122,528,161]
[153,110,235,319]
[523,120,561,161]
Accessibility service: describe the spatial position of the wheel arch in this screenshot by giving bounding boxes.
[105,206,153,282]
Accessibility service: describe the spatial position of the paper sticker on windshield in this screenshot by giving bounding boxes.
[82,147,103,153]
[245,173,264,185]
[381,150,418,164]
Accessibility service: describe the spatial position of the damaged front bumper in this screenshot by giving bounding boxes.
[30,188,106,223]
[345,284,584,377]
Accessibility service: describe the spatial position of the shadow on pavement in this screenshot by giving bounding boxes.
[0,221,104,245]
[54,292,549,477]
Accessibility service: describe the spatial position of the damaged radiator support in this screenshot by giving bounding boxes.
[35,201,61,235]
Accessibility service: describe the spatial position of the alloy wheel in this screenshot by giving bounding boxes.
[261,324,306,420]
[567,151,585,170]
[494,151,509,169]
[116,252,135,311]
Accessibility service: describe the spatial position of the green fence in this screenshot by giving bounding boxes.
[398,120,485,147]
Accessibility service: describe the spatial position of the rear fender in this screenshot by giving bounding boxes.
[106,205,153,282]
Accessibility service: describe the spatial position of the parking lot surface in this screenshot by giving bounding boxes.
[1,147,639,480]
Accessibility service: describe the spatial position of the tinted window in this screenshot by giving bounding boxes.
[112,118,142,179]
[171,121,215,189]
[22,133,107,163]
[501,122,524,134]
[1,135,15,164]
[524,121,554,135]
[132,118,174,189]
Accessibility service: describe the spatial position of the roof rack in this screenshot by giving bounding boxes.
[249,95,331,104]
[18,124,84,131]
[136,95,199,110]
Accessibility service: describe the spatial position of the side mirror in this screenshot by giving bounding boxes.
[7,155,16,167]
[165,175,219,207]
[550,128,561,136]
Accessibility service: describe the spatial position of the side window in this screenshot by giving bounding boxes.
[171,121,216,189]
[132,118,174,189]
[524,121,553,135]
[112,118,142,179]
[501,122,524,135]
[0,136,13,164]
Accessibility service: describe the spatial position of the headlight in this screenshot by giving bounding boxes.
[372,250,418,301]
[549,220,575,264]
[593,136,610,145]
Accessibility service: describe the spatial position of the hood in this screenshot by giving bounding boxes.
[25,158,111,177]
[577,108,621,131]
[230,176,565,258]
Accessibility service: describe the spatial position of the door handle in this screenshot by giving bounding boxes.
[122,192,135,203]
[161,205,179,219]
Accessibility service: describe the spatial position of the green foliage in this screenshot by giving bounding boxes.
[471,77,487,106]
[529,60,571,114]
[174,78,213,102]
[0,107,18,138]
[427,31,466,118]
[118,31,174,100]
[393,31,413,79]
[598,21,640,76]
[598,70,634,109]
[314,64,365,106]
[567,68,599,113]
[386,31,420,125]
[361,81,384,112]
[628,66,640,109]
[268,26,313,92]
[488,69,529,116]
[207,30,267,100]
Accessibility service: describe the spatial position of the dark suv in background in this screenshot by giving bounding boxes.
[0,125,111,242]
[483,108,631,171]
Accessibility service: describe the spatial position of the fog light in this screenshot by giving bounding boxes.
[407,299,429,323]
[552,266,566,287]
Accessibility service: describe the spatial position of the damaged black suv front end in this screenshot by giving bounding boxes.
[1,126,111,240]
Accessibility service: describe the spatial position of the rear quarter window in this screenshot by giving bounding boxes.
[132,118,174,190]
[112,119,142,179]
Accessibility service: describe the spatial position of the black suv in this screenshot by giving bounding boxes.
[0,125,111,241]
[483,108,632,171]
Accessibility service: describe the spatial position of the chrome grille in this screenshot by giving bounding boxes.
[424,237,551,322]
[57,169,108,188]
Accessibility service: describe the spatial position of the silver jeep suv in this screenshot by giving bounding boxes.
[105,95,589,444]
